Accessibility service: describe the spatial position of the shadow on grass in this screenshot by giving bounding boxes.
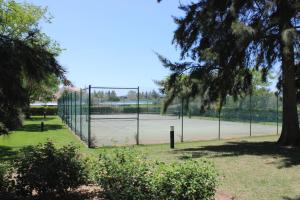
[0,146,18,162]
[26,116,56,121]
[282,196,300,200]
[0,192,104,200]
[174,141,300,168]
[0,186,104,200]
[17,124,63,132]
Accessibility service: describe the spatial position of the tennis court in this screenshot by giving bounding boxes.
[90,114,280,146]
[58,85,282,147]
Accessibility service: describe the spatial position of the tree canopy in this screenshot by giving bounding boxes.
[0,0,68,132]
[158,0,300,146]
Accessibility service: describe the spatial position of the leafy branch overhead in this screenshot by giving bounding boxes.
[0,0,69,132]
[157,0,300,146]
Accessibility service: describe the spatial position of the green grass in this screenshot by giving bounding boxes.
[0,116,85,161]
[1,116,300,200]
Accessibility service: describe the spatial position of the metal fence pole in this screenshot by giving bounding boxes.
[75,92,77,134]
[250,94,252,137]
[62,96,65,122]
[68,92,70,126]
[88,85,91,148]
[277,94,279,135]
[66,92,70,126]
[65,94,67,123]
[181,98,184,142]
[218,108,221,140]
[71,92,73,129]
[80,89,82,139]
[68,93,69,126]
[137,87,140,145]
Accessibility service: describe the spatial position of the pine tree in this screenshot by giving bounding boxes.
[158,0,300,146]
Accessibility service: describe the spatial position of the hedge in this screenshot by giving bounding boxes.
[29,106,57,116]
[96,148,217,200]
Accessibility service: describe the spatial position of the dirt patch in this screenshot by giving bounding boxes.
[215,190,239,200]
[70,184,104,200]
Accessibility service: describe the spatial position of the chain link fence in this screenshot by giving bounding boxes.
[58,86,282,147]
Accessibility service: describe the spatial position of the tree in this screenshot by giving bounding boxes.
[108,90,120,102]
[157,75,200,112]
[157,0,300,146]
[127,90,137,100]
[24,74,60,104]
[0,0,68,132]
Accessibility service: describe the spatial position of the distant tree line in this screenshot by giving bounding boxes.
[91,89,162,103]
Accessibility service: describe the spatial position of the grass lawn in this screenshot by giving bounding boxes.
[1,116,300,200]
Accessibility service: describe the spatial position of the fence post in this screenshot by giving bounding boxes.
[67,92,69,126]
[250,94,252,137]
[75,92,77,134]
[218,108,221,140]
[88,85,91,148]
[181,98,184,142]
[277,93,279,135]
[65,94,67,124]
[61,96,65,122]
[71,92,73,130]
[63,94,65,122]
[68,92,70,127]
[137,87,140,145]
[80,89,82,140]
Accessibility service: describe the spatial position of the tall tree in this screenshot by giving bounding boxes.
[158,0,300,146]
[0,0,68,132]
[24,74,60,104]
[157,75,200,112]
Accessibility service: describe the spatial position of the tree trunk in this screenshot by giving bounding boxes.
[24,102,31,119]
[277,7,300,145]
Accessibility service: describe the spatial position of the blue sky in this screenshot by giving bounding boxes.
[24,0,191,91]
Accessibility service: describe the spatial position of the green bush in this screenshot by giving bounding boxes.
[29,106,57,116]
[0,162,15,199]
[153,161,217,200]
[96,149,154,199]
[96,148,217,200]
[15,142,88,198]
[0,162,9,192]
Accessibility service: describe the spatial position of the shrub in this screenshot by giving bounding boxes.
[0,162,15,199]
[15,142,88,198]
[96,148,154,199]
[96,148,217,200]
[0,162,9,192]
[153,160,217,200]
[29,106,57,116]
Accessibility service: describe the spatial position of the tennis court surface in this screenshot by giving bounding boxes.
[90,114,280,146]
[58,85,282,147]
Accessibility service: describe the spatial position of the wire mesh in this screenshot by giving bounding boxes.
[220,95,252,139]
[57,86,282,147]
[89,87,139,146]
[81,88,89,144]
[182,98,219,141]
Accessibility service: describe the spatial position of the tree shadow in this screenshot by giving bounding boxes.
[17,124,63,132]
[282,196,300,200]
[26,117,56,121]
[174,141,300,168]
[0,186,104,200]
[0,146,18,162]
